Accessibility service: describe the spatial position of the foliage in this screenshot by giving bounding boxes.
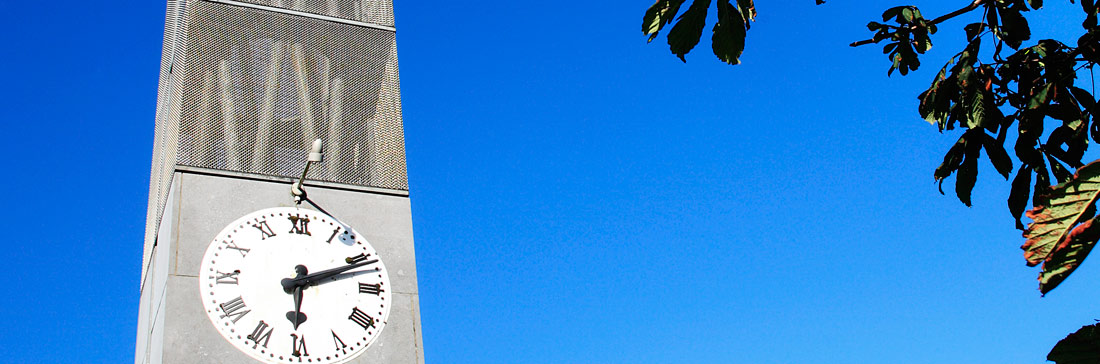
[641,0,1100,360]
[1022,160,1100,295]
[870,6,937,76]
[643,0,755,63]
[1049,323,1100,364]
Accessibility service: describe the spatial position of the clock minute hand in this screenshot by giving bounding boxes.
[281,259,379,293]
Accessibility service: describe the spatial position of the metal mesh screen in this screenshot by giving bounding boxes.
[175,0,407,188]
[233,0,394,27]
[144,0,407,279]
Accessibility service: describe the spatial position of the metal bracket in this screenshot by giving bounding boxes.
[291,139,324,204]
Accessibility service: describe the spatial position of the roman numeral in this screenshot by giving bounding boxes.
[247,320,274,348]
[358,283,383,295]
[218,296,251,323]
[224,240,249,257]
[326,227,342,243]
[331,330,347,354]
[290,333,308,357]
[288,215,311,236]
[251,220,276,240]
[216,270,240,284]
[348,307,375,330]
[346,253,371,264]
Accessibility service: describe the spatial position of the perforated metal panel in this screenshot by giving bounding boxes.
[234,0,394,26]
[143,0,407,278]
[174,0,407,187]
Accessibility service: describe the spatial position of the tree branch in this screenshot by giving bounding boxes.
[849,0,987,47]
[849,37,881,48]
[929,0,986,25]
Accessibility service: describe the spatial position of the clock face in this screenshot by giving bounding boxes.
[199,207,391,364]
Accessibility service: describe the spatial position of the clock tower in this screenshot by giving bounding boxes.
[134,0,423,363]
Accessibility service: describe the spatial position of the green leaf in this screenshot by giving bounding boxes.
[1028,0,1043,10]
[996,7,1032,49]
[882,42,898,54]
[642,0,687,42]
[1023,161,1100,294]
[867,21,884,31]
[1068,137,1088,169]
[1050,119,1089,168]
[981,132,1013,179]
[889,52,902,76]
[901,8,915,23]
[967,87,989,129]
[1093,119,1100,145]
[913,32,933,53]
[1048,103,1083,122]
[964,23,986,42]
[956,37,981,70]
[1069,87,1096,114]
[1083,0,1098,29]
[1019,109,1046,139]
[1009,165,1032,230]
[892,43,920,76]
[934,134,967,183]
[1017,137,1041,169]
[1038,214,1100,294]
[1033,40,1053,57]
[1035,158,1054,207]
[737,0,756,24]
[1048,153,1073,183]
[712,0,747,65]
[1030,83,1056,109]
[956,133,981,207]
[918,85,942,124]
[1080,30,1100,63]
[667,0,711,62]
[988,101,1006,134]
[997,112,1015,144]
[1049,323,1100,363]
[881,6,906,22]
[987,4,1000,35]
[919,54,960,127]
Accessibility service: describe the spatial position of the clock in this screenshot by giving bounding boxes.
[199,207,392,363]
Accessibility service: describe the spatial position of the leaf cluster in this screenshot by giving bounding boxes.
[868,6,937,76]
[642,0,756,64]
[641,1,1100,359]
[868,1,1100,359]
[855,1,1100,299]
[1049,323,1100,363]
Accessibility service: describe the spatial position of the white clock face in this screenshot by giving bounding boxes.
[199,207,391,364]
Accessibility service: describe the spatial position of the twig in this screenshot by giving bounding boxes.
[849,37,880,48]
[929,0,986,25]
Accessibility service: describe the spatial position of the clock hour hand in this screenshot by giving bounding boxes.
[285,265,308,329]
[280,258,378,293]
[286,285,308,329]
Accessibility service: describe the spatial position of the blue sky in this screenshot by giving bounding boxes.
[1,0,1097,363]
